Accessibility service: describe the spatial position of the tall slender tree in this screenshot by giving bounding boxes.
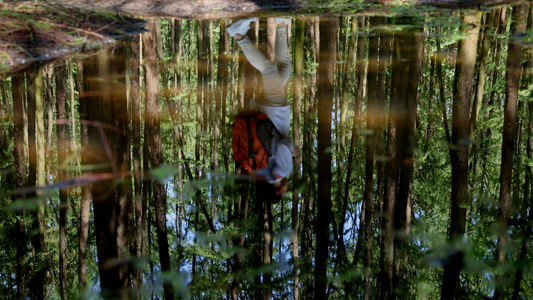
[494,4,529,299]
[315,16,338,299]
[336,20,358,295]
[512,12,533,300]
[82,49,121,297]
[144,19,174,300]
[381,24,406,300]
[11,73,27,300]
[292,17,305,300]
[301,18,318,299]
[393,21,424,297]
[129,34,145,294]
[441,12,481,300]
[77,61,91,290]
[27,69,46,299]
[365,16,380,300]
[55,62,69,300]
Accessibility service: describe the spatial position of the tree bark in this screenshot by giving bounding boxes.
[68,61,79,171]
[381,24,406,300]
[469,11,495,146]
[314,16,338,300]
[214,21,228,174]
[436,30,452,146]
[109,44,133,293]
[291,17,305,300]
[55,62,69,300]
[144,19,174,300]
[350,17,369,278]
[129,34,145,295]
[512,54,533,300]
[263,185,274,300]
[301,17,318,299]
[393,21,424,298]
[77,61,91,290]
[27,69,46,299]
[335,20,358,296]
[375,17,388,248]
[364,15,380,300]
[512,11,533,298]
[43,66,54,174]
[494,4,528,299]
[82,49,121,297]
[12,73,27,300]
[441,12,481,300]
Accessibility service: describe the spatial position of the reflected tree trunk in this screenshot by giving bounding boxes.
[0,81,7,153]
[221,21,231,172]
[375,17,388,243]
[232,179,250,300]
[393,21,424,298]
[110,44,133,293]
[352,16,368,277]
[44,67,54,174]
[194,20,205,278]
[494,4,528,299]
[144,19,174,300]
[68,61,79,171]
[301,17,318,300]
[364,15,380,300]
[12,73,27,300]
[81,45,131,296]
[381,26,405,300]
[35,68,47,298]
[77,61,92,290]
[129,34,145,295]
[77,61,91,290]
[435,30,451,146]
[441,12,481,300]
[425,54,435,149]
[314,16,338,300]
[82,49,121,297]
[264,204,273,300]
[512,15,533,299]
[336,19,358,297]
[215,20,227,174]
[252,184,263,298]
[291,17,305,300]
[27,69,46,299]
[55,62,69,300]
[469,11,495,149]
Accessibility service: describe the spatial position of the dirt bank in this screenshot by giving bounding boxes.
[0,0,518,78]
[54,0,517,19]
[0,2,146,79]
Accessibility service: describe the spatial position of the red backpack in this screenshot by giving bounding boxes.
[232,111,270,174]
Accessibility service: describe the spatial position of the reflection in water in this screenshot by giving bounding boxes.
[1,6,533,299]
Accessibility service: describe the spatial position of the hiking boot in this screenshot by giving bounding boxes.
[226,17,258,37]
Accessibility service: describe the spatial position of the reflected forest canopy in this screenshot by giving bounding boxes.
[2,4,533,299]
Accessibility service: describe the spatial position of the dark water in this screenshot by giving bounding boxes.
[1,5,533,299]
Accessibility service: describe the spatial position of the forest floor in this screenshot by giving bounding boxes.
[56,0,517,19]
[0,2,146,78]
[0,0,517,78]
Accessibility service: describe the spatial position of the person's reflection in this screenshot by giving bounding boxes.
[227,17,296,199]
